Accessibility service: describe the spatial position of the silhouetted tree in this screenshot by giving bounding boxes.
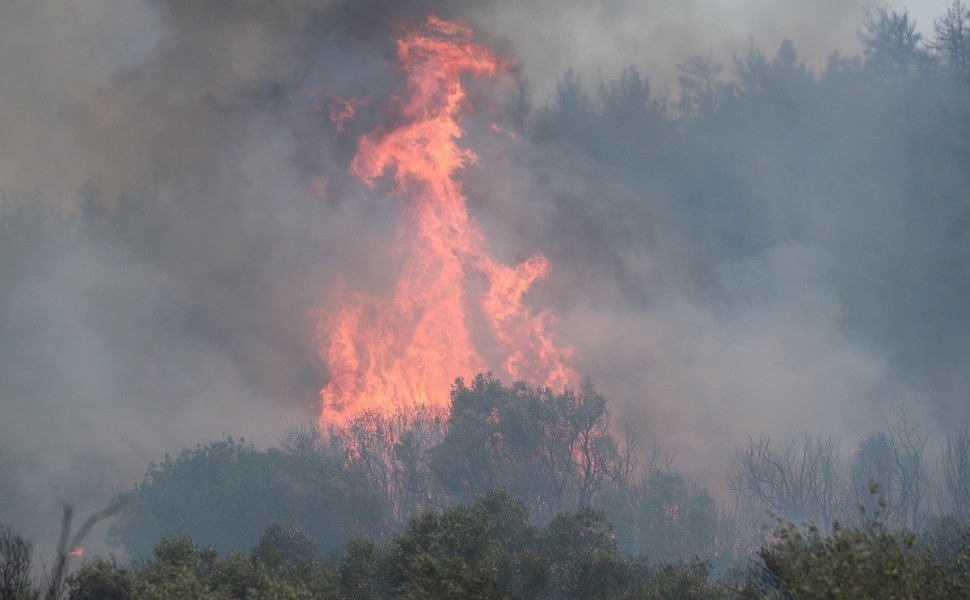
[385,487,538,599]
[943,427,970,522]
[733,39,814,113]
[677,51,729,116]
[66,558,132,600]
[0,522,37,600]
[728,434,844,547]
[860,8,932,77]
[849,413,931,530]
[108,437,387,557]
[337,407,447,522]
[430,374,625,519]
[932,0,970,78]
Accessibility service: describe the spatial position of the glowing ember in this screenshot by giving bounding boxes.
[318,16,577,425]
[68,546,84,557]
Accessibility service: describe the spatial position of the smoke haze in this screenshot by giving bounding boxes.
[1,0,967,551]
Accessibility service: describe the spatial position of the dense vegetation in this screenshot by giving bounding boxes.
[98,372,970,564]
[5,372,970,598]
[105,374,727,565]
[4,487,970,599]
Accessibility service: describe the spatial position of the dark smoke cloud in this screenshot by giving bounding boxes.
[0,0,963,550]
[460,127,916,486]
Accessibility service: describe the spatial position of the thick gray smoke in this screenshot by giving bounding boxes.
[477,0,877,101]
[0,0,964,550]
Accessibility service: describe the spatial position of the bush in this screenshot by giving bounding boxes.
[749,517,970,599]
[108,437,388,558]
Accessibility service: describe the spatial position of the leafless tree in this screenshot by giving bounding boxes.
[931,0,970,77]
[942,426,970,522]
[569,380,614,505]
[337,406,447,521]
[0,522,36,600]
[644,436,677,475]
[728,434,844,537]
[849,411,931,530]
[606,417,641,489]
[43,501,122,600]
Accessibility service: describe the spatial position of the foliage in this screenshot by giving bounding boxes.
[108,436,387,558]
[66,557,132,600]
[918,514,970,561]
[46,489,970,600]
[68,488,727,600]
[67,529,320,600]
[860,8,933,77]
[749,516,970,599]
[599,469,726,564]
[931,0,970,77]
[248,524,318,579]
[104,374,732,574]
[430,374,624,516]
[678,52,729,116]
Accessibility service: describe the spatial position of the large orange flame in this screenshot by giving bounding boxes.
[319,16,577,425]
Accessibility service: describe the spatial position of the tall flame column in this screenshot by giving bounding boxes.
[319,16,577,425]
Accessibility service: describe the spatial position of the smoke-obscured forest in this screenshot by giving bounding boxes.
[4,0,970,597]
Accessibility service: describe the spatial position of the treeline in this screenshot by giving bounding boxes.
[106,375,726,564]
[69,490,724,600]
[97,375,970,563]
[4,377,970,597]
[4,487,970,599]
[527,3,970,414]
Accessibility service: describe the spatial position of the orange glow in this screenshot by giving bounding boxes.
[318,16,577,425]
[328,93,367,131]
[489,121,517,140]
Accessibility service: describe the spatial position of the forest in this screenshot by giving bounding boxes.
[5,374,970,598]
[4,1,970,598]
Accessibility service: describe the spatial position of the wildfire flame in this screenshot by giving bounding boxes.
[318,16,577,425]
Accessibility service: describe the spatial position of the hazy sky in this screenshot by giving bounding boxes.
[902,0,949,34]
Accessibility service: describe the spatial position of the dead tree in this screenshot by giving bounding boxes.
[0,522,36,600]
[931,0,970,77]
[43,501,122,600]
[850,411,930,530]
[728,433,844,548]
[943,426,970,522]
